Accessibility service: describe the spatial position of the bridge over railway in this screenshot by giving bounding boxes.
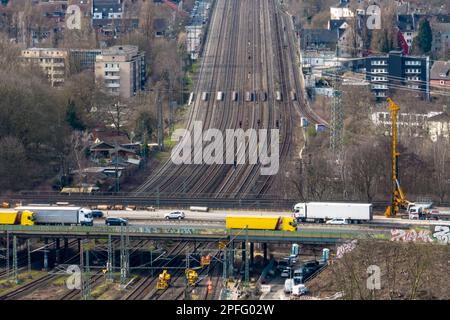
[0,224,438,244]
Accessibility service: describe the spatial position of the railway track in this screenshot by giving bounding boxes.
[8,191,425,211]
[121,241,189,300]
[59,239,152,300]
[0,241,80,300]
[131,0,299,199]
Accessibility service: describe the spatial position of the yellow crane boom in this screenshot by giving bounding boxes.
[385,98,411,217]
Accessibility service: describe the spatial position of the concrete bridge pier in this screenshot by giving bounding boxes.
[263,243,268,264]
[43,238,49,271]
[55,238,60,265]
[64,239,69,259]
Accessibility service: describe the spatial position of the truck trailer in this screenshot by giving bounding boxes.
[226,216,297,232]
[293,202,372,223]
[15,206,93,226]
[422,207,450,221]
[0,210,34,226]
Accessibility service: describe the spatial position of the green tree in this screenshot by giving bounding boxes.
[415,19,432,54]
[0,136,29,190]
[65,100,86,131]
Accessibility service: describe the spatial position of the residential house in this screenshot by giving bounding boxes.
[153,18,168,37]
[90,141,141,166]
[92,0,123,20]
[431,15,450,58]
[330,0,355,20]
[397,14,420,53]
[430,60,450,90]
[300,29,338,51]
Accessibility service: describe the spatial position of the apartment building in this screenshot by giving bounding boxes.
[21,48,68,87]
[365,51,430,100]
[95,45,146,99]
[69,48,102,73]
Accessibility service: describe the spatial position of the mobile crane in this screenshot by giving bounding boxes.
[384,98,411,218]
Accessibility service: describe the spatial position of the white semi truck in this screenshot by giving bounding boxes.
[15,206,93,226]
[293,202,372,224]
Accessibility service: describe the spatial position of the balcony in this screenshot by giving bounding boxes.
[105,66,120,72]
[106,82,121,88]
[104,74,121,80]
[372,84,388,90]
[405,69,421,74]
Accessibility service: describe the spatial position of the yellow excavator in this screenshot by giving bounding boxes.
[384,98,412,218]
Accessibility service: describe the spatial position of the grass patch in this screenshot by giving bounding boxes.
[0,270,46,295]
[91,281,113,299]
[52,276,69,286]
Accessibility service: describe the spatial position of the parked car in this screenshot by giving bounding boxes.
[277,256,295,272]
[292,284,309,296]
[326,218,349,225]
[105,217,128,226]
[91,210,104,218]
[164,211,185,220]
[281,267,292,278]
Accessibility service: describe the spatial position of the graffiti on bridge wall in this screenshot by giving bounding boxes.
[390,226,450,244]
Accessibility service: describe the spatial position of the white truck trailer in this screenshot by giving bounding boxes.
[293,202,372,224]
[15,206,93,226]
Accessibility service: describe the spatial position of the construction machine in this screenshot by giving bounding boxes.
[384,98,412,217]
[185,269,199,286]
[156,270,171,290]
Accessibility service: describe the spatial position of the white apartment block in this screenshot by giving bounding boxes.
[95,45,146,99]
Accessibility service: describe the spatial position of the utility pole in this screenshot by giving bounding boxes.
[244,227,249,285]
[107,234,113,282]
[13,236,19,284]
[115,142,120,193]
[221,246,228,300]
[27,239,32,279]
[83,243,91,300]
[156,90,164,151]
[330,45,343,154]
[6,232,9,278]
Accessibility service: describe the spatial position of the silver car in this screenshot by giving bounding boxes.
[164,211,185,220]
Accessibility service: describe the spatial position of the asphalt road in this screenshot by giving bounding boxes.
[97,209,450,229]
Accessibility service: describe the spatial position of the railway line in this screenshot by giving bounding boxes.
[0,240,80,300]
[121,241,189,300]
[59,239,153,300]
[131,0,325,199]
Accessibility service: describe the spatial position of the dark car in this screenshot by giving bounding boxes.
[105,217,128,226]
[91,210,104,218]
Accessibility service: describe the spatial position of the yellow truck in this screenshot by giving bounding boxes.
[0,210,34,226]
[225,215,297,232]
